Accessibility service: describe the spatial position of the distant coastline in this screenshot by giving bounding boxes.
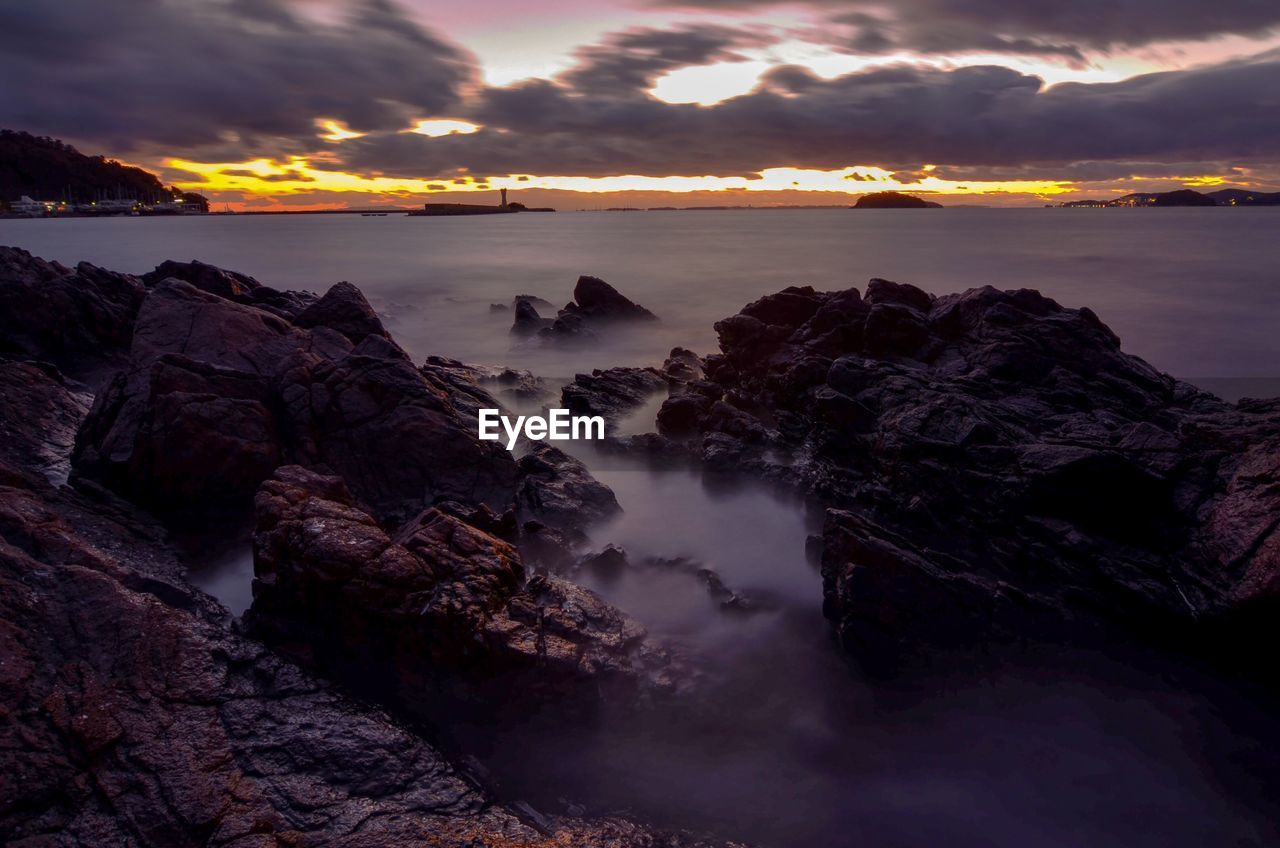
[1053,187,1280,207]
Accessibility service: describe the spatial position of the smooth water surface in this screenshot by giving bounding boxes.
[5,208,1280,381]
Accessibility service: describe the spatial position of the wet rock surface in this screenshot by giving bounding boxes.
[664,280,1280,672]
[422,355,552,407]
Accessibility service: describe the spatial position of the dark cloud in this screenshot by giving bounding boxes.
[0,0,476,154]
[5,0,1279,188]
[333,52,1280,178]
[659,0,1280,58]
[560,25,775,93]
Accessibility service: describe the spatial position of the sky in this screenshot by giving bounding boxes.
[2,0,1280,209]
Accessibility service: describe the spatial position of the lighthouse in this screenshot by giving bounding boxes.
[500,188,508,209]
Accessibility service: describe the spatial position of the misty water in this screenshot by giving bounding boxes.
[5,210,1279,846]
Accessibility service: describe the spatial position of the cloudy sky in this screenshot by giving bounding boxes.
[3,0,1279,208]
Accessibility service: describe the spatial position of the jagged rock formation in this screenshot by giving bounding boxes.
[560,275,658,323]
[510,276,657,343]
[661,280,1280,672]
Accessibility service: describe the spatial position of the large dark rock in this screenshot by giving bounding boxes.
[293,280,392,345]
[249,466,681,706]
[74,352,281,510]
[278,333,516,524]
[678,279,1280,673]
[0,246,145,382]
[564,275,658,323]
[513,276,657,343]
[73,277,515,522]
[516,443,622,541]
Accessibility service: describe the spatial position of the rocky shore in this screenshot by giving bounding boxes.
[3,244,1278,844]
[0,247,732,847]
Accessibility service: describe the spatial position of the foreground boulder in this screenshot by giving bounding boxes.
[249,466,681,708]
[669,280,1280,673]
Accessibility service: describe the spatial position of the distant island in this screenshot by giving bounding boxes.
[852,191,943,209]
[1,129,208,215]
[1058,187,1280,208]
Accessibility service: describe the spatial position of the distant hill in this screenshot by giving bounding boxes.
[1207,188,1280,206]
[0,129,204,209]
[853,191,943,209]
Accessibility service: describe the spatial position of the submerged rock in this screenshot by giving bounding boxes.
[512,297,552,335]
[563,275,658,323]
[422,355,552,406]
[512,276,657,344]
[676,279,1280,674]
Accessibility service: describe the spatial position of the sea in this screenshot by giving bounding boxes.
[4,208,1279,847]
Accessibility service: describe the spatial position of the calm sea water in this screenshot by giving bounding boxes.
[4,210,1279,846]
[5,208,1280,389]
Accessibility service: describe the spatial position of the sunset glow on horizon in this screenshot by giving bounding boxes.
[168,156,1086,206]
